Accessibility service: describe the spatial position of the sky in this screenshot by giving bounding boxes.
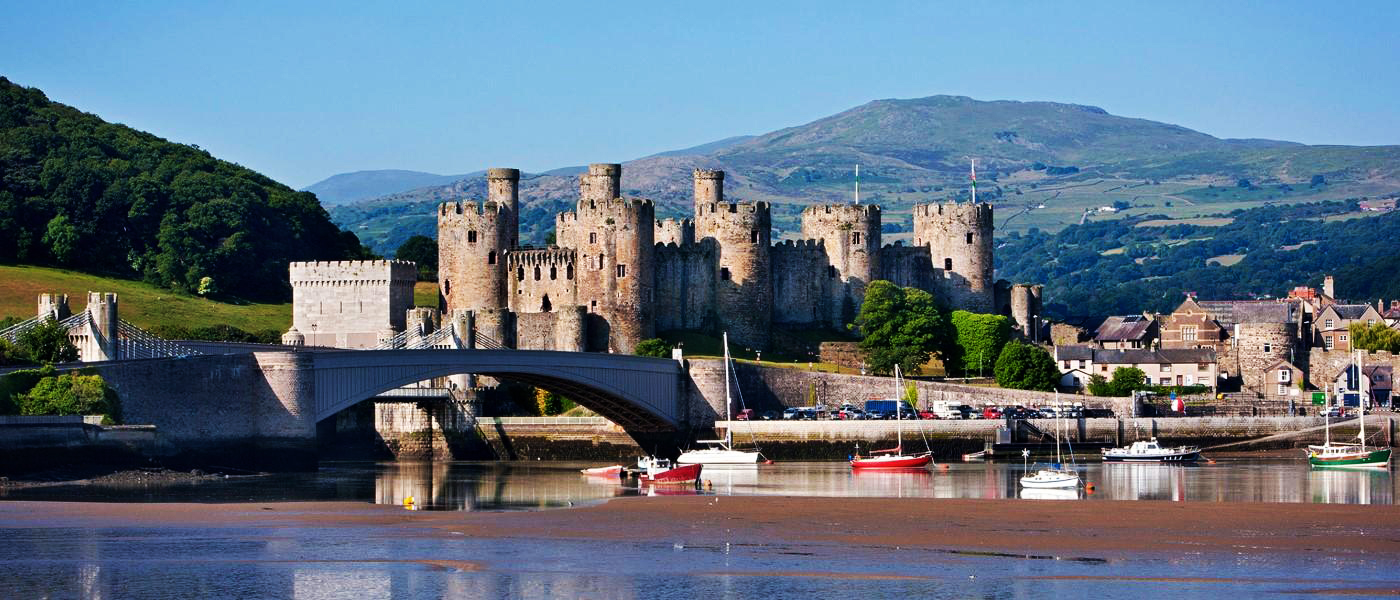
[3,1,1398,189]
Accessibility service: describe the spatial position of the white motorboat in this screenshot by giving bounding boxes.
[1102,438,1202,463]
[678,332,762,465]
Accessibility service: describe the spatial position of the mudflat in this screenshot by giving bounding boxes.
[3,496,1398,560]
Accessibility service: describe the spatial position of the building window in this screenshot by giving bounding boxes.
[720,267,730,281]
[1279,369,1291,383]
[616,264,626,278]
[1278,384,1288,396]
[1325,337,1334,350]
[852,232,861,245]
[488,251,497,265]
[550,266,557,280]
[1182,326,1197,342]
[1077,360,1085,369]
[541,295,552,312]
[1340,334,1348,342]
[944,258,953,271]
[1100,364,1108,372]
[1325,319,1334,329]
[1368,319,1376,326]
[566,265,574,280]
[598,254,604,270]
[1161,378,1172,386]
[590,232,597,244]
[590,300,597,312]
[468,230,477,243]
[1161,363,1172,372]
[517,267,524,281]
[1062,361,1070,369]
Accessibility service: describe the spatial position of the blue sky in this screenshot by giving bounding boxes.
[3,1,1397,188]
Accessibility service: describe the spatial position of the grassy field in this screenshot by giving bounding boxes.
[1136,217,1235,228]
[414,282,440,308]
[0,265,290,332]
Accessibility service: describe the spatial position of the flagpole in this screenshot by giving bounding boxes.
[970,158,977,204]
[855,164,860,204]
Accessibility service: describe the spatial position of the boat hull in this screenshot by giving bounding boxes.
[1308,447,1392,469]
[850,454,933,469]
[643,463,704,484]
[580,465,624,476]
[676,449,761,465]
[1103,451,1201,463]
[1019,469,1081,489]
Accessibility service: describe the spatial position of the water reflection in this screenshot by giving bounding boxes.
[1019,488,1080,500]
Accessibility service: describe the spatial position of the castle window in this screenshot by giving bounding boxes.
[534,266,541,281]
[616,264,626,278]
[1263,343,1272,353]
[852,232,861,245]
[944,258,953,271]
[828,265,837,278]
[598,254,604,270]
[550,266,557,280]
[590,300,597,312]
[720,267,731,281]
[751,230,759,243]
[517,267,525,281]
[541,295,552,312]
[468,230,477,243]
[590,232,597,244]
[966,232,973,244]
[567,265,574,280]
[444,279,450,296]
[488,251,497,265]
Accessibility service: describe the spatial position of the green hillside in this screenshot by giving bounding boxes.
[0,264,289,334]
[0,77,370,301]
[327,94,1400,254]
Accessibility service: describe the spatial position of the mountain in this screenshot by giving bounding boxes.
[328,94,1400,255]
[302,169,477,206]
[0,77,369,301]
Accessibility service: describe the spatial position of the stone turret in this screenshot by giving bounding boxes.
[580,163,622,204]
[487,168,521,248]
[914,202,994,313]
[693,169,724,211]
[561,165,655,353]
[1009,283,1043,341]
[438,200,509,314]
[37,293,71,320]
[801,204,881,327]
[693,169,771,349]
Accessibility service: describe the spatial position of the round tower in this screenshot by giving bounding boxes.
[801,204,881,327]
[913,202,994,313]
[487,168,520,248]
[695,196,772,349]
[569,189,656,353]
[437,200,509,314]
[580,163,622,204]
[693,169,724,211]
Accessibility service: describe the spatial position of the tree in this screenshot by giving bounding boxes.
[633,338,672,358]
[854,281,951,376]
[1086,374,1113,396]
[993,341,1059,391]
[17,319,79,364]
[1350,322,1400,353]
[1109,367,1147,396]
[18,372,121,422]
[395,235,438,281]
[948,311,1010,377]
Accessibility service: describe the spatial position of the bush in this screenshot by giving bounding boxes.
[634,338,672,358]
[16,372,121,422]
[16,319,79,364]
[993,341,1059,391]
[949,311,1010,377]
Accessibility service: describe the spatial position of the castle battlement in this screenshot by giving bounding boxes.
[438,200,505,216]
[802,203,882,218]
[913,202,993,222]
[655,218,695,246]
[506,247,577,266]
[772,238,825,250]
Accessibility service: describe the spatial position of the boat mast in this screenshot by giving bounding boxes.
[1054,390,1062,466]
[1358,349,1367,452]
[894,364,903,453]
[723,332,733,449]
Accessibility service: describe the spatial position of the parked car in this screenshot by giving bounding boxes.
[918,410,938,420]
[981,406,1003,420]
[958,405,978,419]
[783,407,803,420]
[760,410,779,420]
[1038,407,1057,419]
[734,409,754,421]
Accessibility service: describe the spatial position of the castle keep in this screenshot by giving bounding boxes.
[437,164,1042,353]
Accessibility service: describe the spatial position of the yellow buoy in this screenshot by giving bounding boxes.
[404,496,415,506]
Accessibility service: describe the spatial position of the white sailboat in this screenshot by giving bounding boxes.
[1020,392,1081,489]
[678,332,761,465]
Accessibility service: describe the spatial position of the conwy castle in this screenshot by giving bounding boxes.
[284,164,1044,353]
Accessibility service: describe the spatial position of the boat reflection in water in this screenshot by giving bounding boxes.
[1019,487,1080,500]
[1309,467,1393,504]
[372,462,629,511]
[850,467,932,498]
[700,464,759,493]
[1100,462,1190,502]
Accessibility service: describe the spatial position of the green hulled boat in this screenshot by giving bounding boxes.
[1307,444,1391,468]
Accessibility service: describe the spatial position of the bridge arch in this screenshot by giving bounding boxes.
[309,350,684,432]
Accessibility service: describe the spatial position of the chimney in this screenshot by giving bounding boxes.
[1323,275,1335,300]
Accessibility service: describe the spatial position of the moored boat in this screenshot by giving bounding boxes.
[1102,438,1202,463]
[580,465,624,476]
[678,332,762,465]
[849,364,934,470]
[636,457,704,484]
[1308,350,1393,470]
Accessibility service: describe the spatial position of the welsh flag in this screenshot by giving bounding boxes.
[970,160,977,201]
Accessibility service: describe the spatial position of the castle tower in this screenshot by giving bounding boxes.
[438,200,509,314]
[580,163,622,204]
[37,293,71,320]
[693,169,772,349]
[487,168,521,248]
[1009,283,1043,341]
[801,204,881,327]
[563,165,655,353]
[913,202,994,313]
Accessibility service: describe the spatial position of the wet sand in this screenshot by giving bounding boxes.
[3,495,1398,561]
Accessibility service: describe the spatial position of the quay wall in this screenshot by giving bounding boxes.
[0,419,159,476]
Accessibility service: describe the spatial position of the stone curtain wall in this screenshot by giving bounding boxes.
[290,261,417,348]
[506,248,579,315]
[801,204,881,328]
[655,241,717,332]
[771,239,831,325]
[877,244,937,292]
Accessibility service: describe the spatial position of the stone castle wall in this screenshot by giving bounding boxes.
[801,204,880,328]
[438,201,509,314]
[914,202,994,313]
[771,239,831,325]
[877,243,937,292]
[289,260,416,348]
[655,241,717,332]
[560,194,655,353]
[695,199,772,348]
[1222,323,1297,392]
[506,247,578,315]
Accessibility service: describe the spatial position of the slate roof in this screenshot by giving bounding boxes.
[1196,300,1300,325]
[1329,304,1373,320]
[1094,315,1155,342]
[1093,348,1217,365]
[1055,345,1096,361]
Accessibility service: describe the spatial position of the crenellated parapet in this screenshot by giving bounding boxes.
[579,163,622,204]
[913,201,995,313]
[288,260,416,348]
[655,218,695,246]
